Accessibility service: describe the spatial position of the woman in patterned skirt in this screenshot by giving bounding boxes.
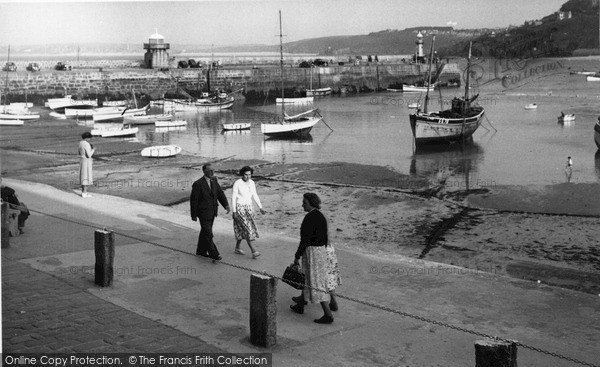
[231,166,266,258]
[290,192,341,324]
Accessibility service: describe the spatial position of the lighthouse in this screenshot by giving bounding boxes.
[143,30,170,69]
[414,31,425,64]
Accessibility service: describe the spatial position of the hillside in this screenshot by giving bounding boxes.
[440,0,600,58]
[208,27,492,56]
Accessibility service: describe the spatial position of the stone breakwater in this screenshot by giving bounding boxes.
[1,63,461,104]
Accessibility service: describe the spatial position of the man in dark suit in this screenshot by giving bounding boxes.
[190,163,230,260]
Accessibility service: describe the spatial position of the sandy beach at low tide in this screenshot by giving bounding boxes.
[1,111,599,295]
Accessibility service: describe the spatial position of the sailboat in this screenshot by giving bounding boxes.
[409,39,484,146]
[261,11,322,138]
[306,66,332,97]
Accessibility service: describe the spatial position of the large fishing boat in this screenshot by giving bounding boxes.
[409,40,484,146]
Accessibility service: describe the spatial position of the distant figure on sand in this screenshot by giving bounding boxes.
[231,166,266,259]
[78,132,95,198]
[190,163,230,261]
[565,156,573,182]
[290,192,341,324]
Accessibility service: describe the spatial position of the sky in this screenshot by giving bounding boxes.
[0,0,569,47]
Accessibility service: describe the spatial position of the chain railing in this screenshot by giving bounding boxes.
[7,207,595,367]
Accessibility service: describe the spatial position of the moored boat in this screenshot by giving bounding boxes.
[402,82,438,93]
[92,105,149,122]
[0,112,40,120]
[261,11,324,139]
[524,103,538,110]
[306,87,332,97]
[557,113,575,123]
[125,113,172,125]
[141,145,182,158]
[275,96,314,104]
[47,95,98,111]
[91,126,139,138]
[409,39,484,147]
[586,74,600,82]
[222,122,251,131]
[167,95,235,113]
[0,119,24,126]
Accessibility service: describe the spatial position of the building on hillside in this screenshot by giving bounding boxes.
[143,30,170,69]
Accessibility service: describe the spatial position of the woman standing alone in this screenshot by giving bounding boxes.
[79,132,95,198]
[231,166,266,258]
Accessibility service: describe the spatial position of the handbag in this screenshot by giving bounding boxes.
[282,264,305,290]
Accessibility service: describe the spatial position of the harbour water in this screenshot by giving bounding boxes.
[121,75,600,191]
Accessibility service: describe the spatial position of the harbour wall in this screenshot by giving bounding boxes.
[1,63,461,105]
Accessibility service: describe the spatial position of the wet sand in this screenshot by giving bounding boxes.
[1,101,599,295]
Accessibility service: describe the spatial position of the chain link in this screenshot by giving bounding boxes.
[23,207,600,367]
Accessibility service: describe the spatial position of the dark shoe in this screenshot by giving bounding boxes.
[292,296,307,305]
[18,228,24,234]
[290,304,304,314]
[314,315,334,324]
[329,302,338,312]
[211,255,222,263]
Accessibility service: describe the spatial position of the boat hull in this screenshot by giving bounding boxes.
[222,122,251,130]
[409,110,485,145]
[261,116,320,138]
[586,75,600,82]
[47,96,97,111]
[275,97,314,104]
[125,114,173,125]
[93,105,149,122]
[169,99,234,112]
[0,113,40,120]
[306,88,332,97]
[0,119,24,126]
[91,127,139,138]
[141,145,182,158]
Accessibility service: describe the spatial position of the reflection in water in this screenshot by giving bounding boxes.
[155,126,187,134]
[557,119,575,128]
[410,142,484,190]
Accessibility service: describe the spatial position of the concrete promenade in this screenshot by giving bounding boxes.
[2,179,599,366]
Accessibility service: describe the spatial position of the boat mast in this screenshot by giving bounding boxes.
[423,36,435,114]
[461,41,472,144]
[279,10,285,116]
[463,41,472,114]
[3,45,10,106]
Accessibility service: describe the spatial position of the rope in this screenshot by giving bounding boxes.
[19,206,600,367]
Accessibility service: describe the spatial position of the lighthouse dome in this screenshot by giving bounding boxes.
[149,31,165,44]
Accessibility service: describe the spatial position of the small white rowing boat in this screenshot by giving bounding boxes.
[91,126,139,138]
[0,119,24,126]
[141,145,182,158]
[222,122,251,130]
[524,103,538,110]
[275,96,314,104]
[558,113,575,123]
[125,114,173,125]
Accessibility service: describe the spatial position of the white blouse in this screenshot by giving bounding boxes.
[231,178,263,212]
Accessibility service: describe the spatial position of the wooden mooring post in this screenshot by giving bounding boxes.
[249,273,277,347]
[475,339,518,367]
[94,229,114,287]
